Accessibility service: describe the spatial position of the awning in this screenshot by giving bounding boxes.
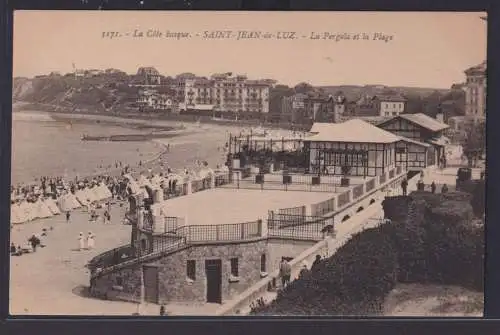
[427,136,450,147]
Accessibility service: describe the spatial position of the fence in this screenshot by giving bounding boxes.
[310,197,336,217]
[352,184,364,199]
[389,168,395,179]
[163,216,185,233]
[365,178,376,192]
[278,205,306,217]
[267,213,333,240]
[191,177,212,193]
[218,172,342,193]
[379,173,387,185]
[337,190,351,208]
[87,244,135,273]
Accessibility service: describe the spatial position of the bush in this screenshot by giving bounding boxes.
[254,224,399,315]
[254,191,484,316]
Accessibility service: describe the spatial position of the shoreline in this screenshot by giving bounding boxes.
[12,101,310,131]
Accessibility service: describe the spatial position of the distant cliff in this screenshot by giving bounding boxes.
[13,73,140,113]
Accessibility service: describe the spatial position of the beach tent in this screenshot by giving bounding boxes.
[96,183,112,200]
[18,201,34,223]
[75,189,91,206]
[124,174,142,195]
[44,198,61,215]
[85,187,99,203]
[34,198,53,219]
[57,192,81,211]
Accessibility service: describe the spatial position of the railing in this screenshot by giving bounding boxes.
[218,172,342,193]
[337,190,351,208]
[191,177,212,193]
[365,178,376,192]
[311,197,336,216]
[164,216,185,233]
[397,166,402,175]
[87,244,135,273]
[352,184,364,199]
[268,213,332,240]
[278,205,306,217]
[91,220,263,279]
[389,169,395,179]
[379,173,387,185]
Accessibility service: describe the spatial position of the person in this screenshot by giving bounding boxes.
[28,234,40,252]
[66,211,71,223]
[420,170,424,178]
[417,178,425,191]
[78,232,85,251]
[298,261,309,279]
[430,181,436,194]
[10,242,16,255]
[279,257,292,289]
[103,210,109,224]
[311,255,322,270]
[441,184,449,194]
[87,232,95,249]
[401,178,408,196]
[159,305,166,316]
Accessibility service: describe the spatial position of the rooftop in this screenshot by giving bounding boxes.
[465,61,487,75]
[307,119,402,144]
[374,94,407,103]
[399,113,449,132]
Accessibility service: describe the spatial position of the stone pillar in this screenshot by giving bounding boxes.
[259,218,268,237]
[210,174,216,188]
[186,179,192,195]
[153,214,165,234]
[305,205,312,217]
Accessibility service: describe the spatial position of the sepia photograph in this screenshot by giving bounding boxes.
[10,11,486,316]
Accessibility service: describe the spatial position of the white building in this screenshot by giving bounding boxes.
[464,61,487,118]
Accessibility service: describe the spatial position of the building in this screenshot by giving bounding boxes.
[305,119,401,177]
[136,67,162,86]
[374,95,406,117]
[377,113,450,167]
[180,73,271,117]
[137,89,177,112]
[464,61,486,117]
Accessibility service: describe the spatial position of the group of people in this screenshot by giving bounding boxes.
[278,254,323,290]
[400,171,449,196]
[78,232,96,251]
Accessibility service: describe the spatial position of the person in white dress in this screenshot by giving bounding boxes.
[87,231,95,249]
[78,232,85,251]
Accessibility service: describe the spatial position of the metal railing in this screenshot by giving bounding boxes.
[87,244,135,273]
[379,173,387,185]
[267,213,332,240]
[365,178,376,192]
[337,190,351,208]
[389,169,395,179]
[278,205,306,217]
[217,172,343,193]
[310,197,336,217]
[353,184,364,199]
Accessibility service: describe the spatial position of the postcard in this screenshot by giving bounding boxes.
[10,11,486,316]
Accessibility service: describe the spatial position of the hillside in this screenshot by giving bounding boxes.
[13,73,140,113]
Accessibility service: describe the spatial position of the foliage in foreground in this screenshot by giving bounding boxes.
[253,191,484,316]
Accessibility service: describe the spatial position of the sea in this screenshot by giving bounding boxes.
[10,111,246,185]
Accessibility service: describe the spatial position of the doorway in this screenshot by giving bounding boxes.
[205,259,222,304]
[143,265,159,304]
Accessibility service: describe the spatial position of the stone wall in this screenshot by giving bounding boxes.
[155,239,267,303]
[91,239,268,304]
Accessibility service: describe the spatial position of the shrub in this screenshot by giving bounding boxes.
[254,224,399,315]
[254,192,484,316]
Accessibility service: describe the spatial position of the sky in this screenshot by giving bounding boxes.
[13,11,487,88]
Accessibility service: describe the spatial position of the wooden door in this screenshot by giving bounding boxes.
[205,259,222,304]
[143,265,159,304]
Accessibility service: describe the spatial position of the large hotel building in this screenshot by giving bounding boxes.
[464,61,487,118]
[178,73,273,114]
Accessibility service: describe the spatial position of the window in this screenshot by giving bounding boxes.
[260,254,266,272]
[187,260,196,280]
[230,258,239,277]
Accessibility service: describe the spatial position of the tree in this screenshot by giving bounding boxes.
[294,82,314,94]
[461,119,486,167]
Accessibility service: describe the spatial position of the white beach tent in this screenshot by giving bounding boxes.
[44,198,61,215]
[34,198,53,219]
[96,183,113,200]
[18,201,34,223]
[75,189,90,206]
[84,187,99,203]
[124,174,142,195]
[57,193,81,211]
